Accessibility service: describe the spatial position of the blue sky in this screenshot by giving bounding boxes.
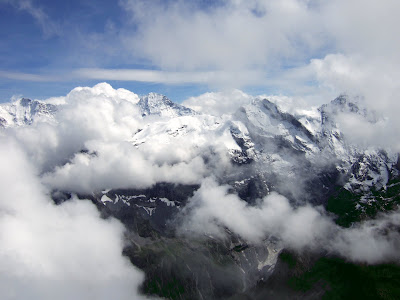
[1,0,399,105]
[0,0,190,100]
[0,0,237,102]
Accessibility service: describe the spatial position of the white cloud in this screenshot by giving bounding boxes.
[0,70,61,82]
[4,0,400,113]
[182,90,314,117]
[182,89,253,116]
[179,177,332,247]
[320,0,400,59]
[116,0,400,115]
[120,0,322,72]
[8,83,224,194]
[41,140,208,194]
[179,177,400,264]
[332,212,400,264]
[307,53,400,151]
[76,68,265,87]
[0,138,149,300]
[8,83,142,173]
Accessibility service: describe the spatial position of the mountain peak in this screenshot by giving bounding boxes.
[138,93,196,118]
[330,94,362,113]
[319,94,368,126]
[19,98,33,107]
[0,97,57,128]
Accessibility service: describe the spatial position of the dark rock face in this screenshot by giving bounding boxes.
[97,183,199,236]
[229,126,254,165]
[233,174,270,205]
[396,153,400,171]
[0,117,7,127]
[50,180,282,299]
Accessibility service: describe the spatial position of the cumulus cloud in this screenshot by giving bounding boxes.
[0,138,149,300]
[7,83,235,194]
[180,178,332,247]
[42,140,208,194]
[182,89,253,116]
[8,83,142,173]
[179,177,400,264]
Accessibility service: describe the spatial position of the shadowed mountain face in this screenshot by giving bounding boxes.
[3,85,399,299]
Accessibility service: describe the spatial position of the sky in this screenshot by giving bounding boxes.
[1,0,399,105]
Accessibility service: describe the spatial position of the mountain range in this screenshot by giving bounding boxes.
[1,83,399,299]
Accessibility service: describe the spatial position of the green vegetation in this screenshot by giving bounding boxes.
[327,177,400,227]
[232,244,249,252]
[327,187,360,227]
[287,256,400,300]
[144,276,185,300]
[279,251,297,269]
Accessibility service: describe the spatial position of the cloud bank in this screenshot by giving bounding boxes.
[1,81,400,300]
[120,0,322,72]
[115,0,400,149]
[0,138,149,300]
[179,177,400,264]
[8,83,233,194]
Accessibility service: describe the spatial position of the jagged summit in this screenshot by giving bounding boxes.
[1,85,397,199]
[234,97,316,154]
[3,84,400,300]
[0,97,57,128]
[319,94,369,125]
[19,98,33,106]
[137,93,195,117]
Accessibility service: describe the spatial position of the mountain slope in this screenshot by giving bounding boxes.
[138,92,196,118]
[0,98,57,127]
[2,84,399,300]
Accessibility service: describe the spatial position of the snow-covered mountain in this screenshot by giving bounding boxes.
[3,83,399,299]
[0,97,57,127]
[137,92,196,117]
[3,85,398,218]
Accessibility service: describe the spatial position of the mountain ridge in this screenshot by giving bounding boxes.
[2,84,399,299]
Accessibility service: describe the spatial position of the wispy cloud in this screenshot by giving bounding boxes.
[0,68,265,88]
[0,70,62,82]
[4,0,61,38]
[76,68,265,87]
[0,136,148,300]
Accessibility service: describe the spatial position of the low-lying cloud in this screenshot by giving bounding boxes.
[179,177,400,264]
[0,138,149,300]
[8,83,234,194]
[1,81,399,300]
